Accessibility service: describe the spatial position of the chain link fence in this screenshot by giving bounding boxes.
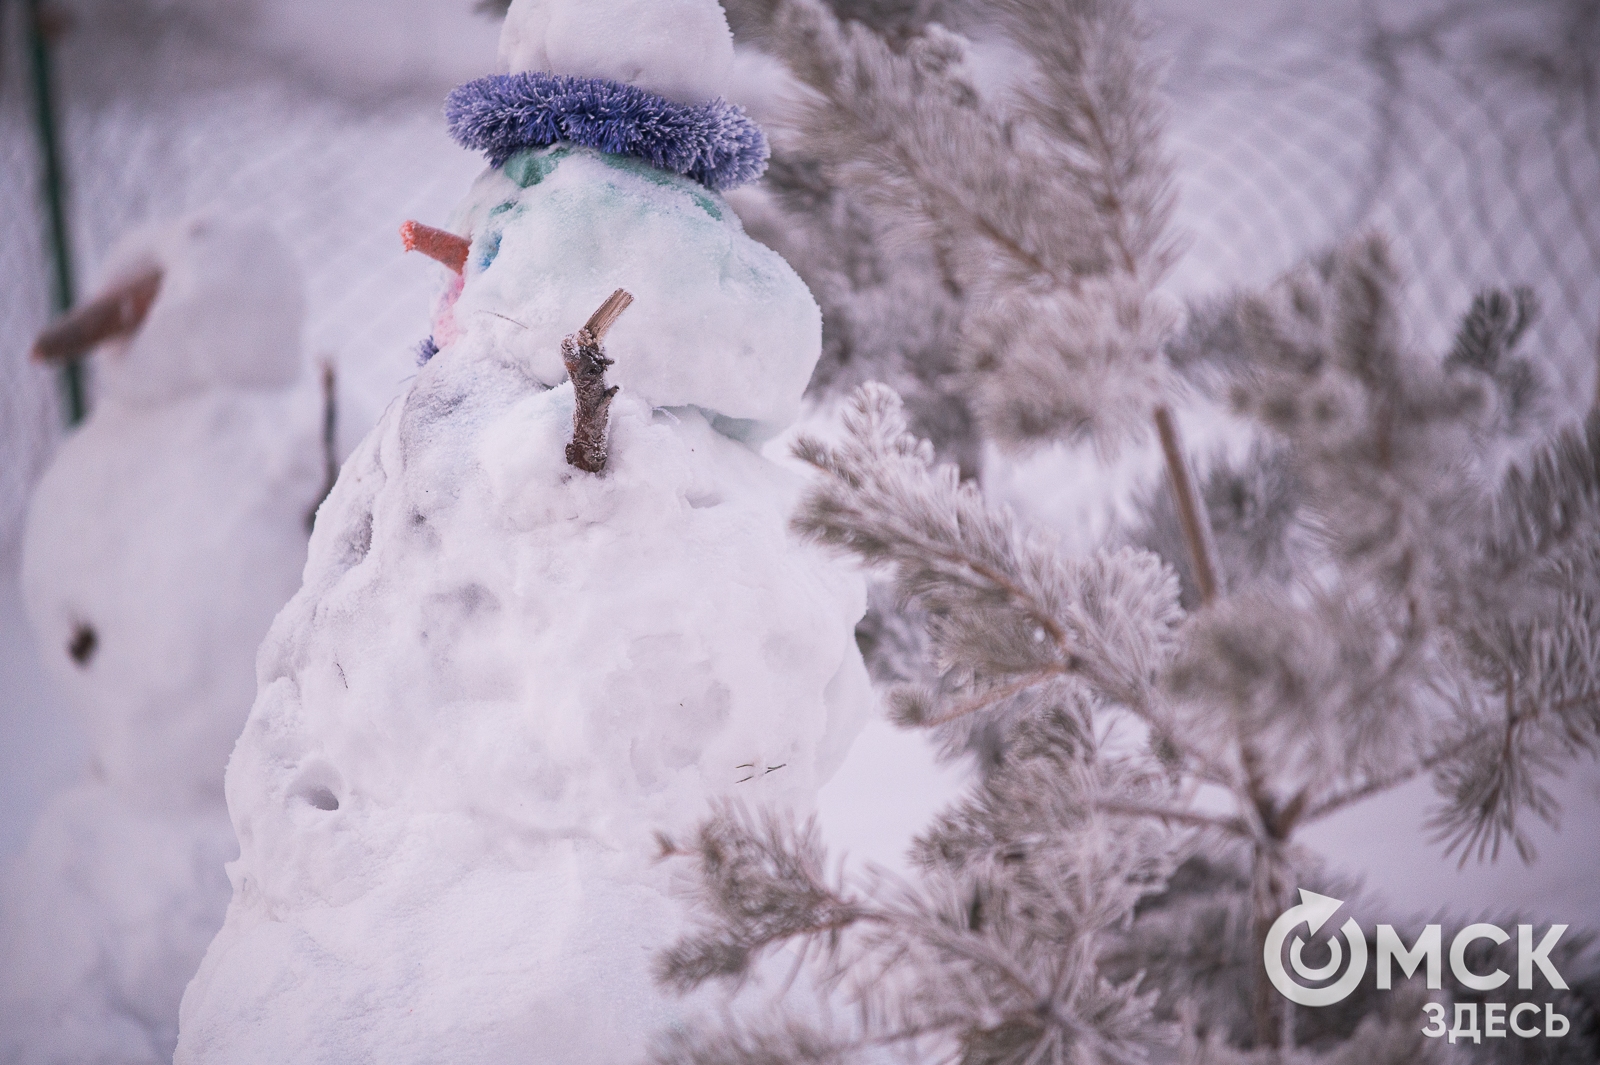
[1,0,1597,563]
[1158,0,1599,403]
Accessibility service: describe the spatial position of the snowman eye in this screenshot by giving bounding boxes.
[68,622,98,667]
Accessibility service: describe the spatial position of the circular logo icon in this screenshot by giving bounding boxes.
[1263,889,1367,1007]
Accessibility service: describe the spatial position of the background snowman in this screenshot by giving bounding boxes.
[1,212,323,1065]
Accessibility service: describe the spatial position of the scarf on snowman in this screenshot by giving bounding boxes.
[445,72,769,192]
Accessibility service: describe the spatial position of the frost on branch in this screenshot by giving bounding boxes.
[654,381,1188,1065]
[656,755,1180,1065]
[791,383,1182,742]
[725,0,1179,451]
[659,4,1600,1061]
[656,805,864,992]
[1432,411,1600,863]
[788,233,1600,1053]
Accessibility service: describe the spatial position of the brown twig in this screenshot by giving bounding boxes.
[32,268,162,362]
[1092,799,1249,835]
[399,220,470,274]
[1153,404,1221,604]
[307,358,338,530]
[563,289,634,474]
[919,670,1069,727]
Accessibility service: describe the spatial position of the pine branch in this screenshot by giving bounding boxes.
[792,384,1184,729]
[989,0,1179,282]
[1153,405,1221,605]
[655,804,872,992]
[1482,411,1600,584]
[1093,799,1247,836]
[1301,726,1492,826]
[735,0,1182,451]
[562,289,633,475]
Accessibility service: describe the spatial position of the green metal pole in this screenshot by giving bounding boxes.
[22,0,85,426]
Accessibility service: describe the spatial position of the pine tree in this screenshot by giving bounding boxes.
[655,0,1600,1061]
[724,0,985,483]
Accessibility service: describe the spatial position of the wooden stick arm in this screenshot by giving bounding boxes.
[563,289,634,475]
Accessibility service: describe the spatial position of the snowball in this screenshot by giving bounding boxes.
[441,146,821,439]
[0,786,236,1065]
[499,0,735,106]
[92,212,306,407]
[176,339,870,1062]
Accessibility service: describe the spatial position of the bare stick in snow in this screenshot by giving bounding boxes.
[32,268,162,362]
[307,358,338,531]
[399,220,470,274]
[563,289,634,474]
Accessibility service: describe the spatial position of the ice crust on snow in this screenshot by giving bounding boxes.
[499,0,735,106]
[3,213,321,1064]
[440,145,820,439]
[177,361,870,1061]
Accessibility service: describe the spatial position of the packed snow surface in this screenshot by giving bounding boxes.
[0,788,236,1065]
[177,204,868,1059]
[2,213,321,1064]
[442,145,819,438]
[499,0,735,105]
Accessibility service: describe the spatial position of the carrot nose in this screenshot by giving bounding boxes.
[32,268,163,363]
[400,221,470,274]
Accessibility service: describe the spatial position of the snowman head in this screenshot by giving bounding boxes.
[33,211,305,408]
[499,0,735,105]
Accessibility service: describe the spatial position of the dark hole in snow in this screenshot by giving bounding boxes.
[347,510,374,563]
[68,623,97,667]
[303,787,340,812]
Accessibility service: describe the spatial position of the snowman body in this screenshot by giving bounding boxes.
[175,13,873,1059]
[177,384,869,1064]
[21,388,320,807]
[1,215,320,1065]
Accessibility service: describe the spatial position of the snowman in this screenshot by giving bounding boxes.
[173,2,871,1063]
[0,212,322,1065]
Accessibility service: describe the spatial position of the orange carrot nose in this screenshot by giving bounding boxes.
[32,268,163,363]
[400,221,470,274]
